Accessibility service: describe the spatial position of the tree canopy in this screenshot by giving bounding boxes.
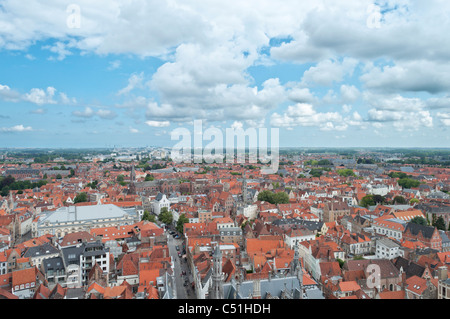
[73,192,88,204]
[141,210,156,222]
[257,190,289,204]
[176,213,189,233]
[158,207,173,225]
[410,216,428,226]
[433,215,446,231]
[360,194,386,208]
[337,169,356,177]
[398,178,421,189]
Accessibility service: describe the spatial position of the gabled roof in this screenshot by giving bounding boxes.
[405,275,428,295]
[0,287,18,299]
[338,281,361,293]
[393,257,425,279]
[12,267,39,287]
[86,282,105,295]
[320,261,342,278]
[404,223,437,240]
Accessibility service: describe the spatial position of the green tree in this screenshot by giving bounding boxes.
[56,174,62,180]
[74,192,88,204]
[257,190,289,204]
[309,169,323,178]
[142,210,156,222]
[1,186,10,197]
[433,216,446,231]
[257,190,274,203]
[398,178,420,189]
[360,195,375,208]
[410,198,420,205]
[176,213,189,234]
[410,216,427,226]
[273,192,289,204]
[371,195,387,205]
[392,196,406,204]
[158,207,173,225]
[145,174,154,181]
[318,159,332,166]
[337,169,356,177]
[117,175,124,182]
[388,172,409,179]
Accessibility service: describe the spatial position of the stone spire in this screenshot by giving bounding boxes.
[210,244,224,299]
[130,164,136,183]
[128,164,137,195]
[290,244,303,299]
[242,172,248,205]
[8,191,14,211]
[290,244,300,275]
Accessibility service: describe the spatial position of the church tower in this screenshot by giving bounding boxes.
[242,172,248,205]
[130,164,136,183]
[291,244,303,299]
[8,191,14,211]
[128,164,137,195]
[210,244,224,299]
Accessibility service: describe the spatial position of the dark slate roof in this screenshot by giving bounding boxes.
[61,245,84,266]
[405,223,436,239]
[393,257,425,279]
[134,180,159,187]
[440,231,450,246]
[82,241,108,257]
[271,218,323,231]
[223,276,302,299]
[155,192,165,201]
[23,242,60,258]
[43,256,65,273]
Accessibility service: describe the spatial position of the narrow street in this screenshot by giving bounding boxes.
[167,232,195,299]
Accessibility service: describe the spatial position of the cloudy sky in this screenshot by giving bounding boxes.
[0,0,450,148]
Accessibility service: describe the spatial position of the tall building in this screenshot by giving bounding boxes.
[209,244,224,299]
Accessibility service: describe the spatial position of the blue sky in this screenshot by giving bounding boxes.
[0,0,450,149]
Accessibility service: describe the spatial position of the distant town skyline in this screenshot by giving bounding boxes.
[1,1,450,149]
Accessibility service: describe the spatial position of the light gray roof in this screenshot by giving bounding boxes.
[305,288,325,299]
[40,204,135,223]
[65,288,85,299]
[223,276,302,299]
[400,166,414,173]
[377,237,399,248]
